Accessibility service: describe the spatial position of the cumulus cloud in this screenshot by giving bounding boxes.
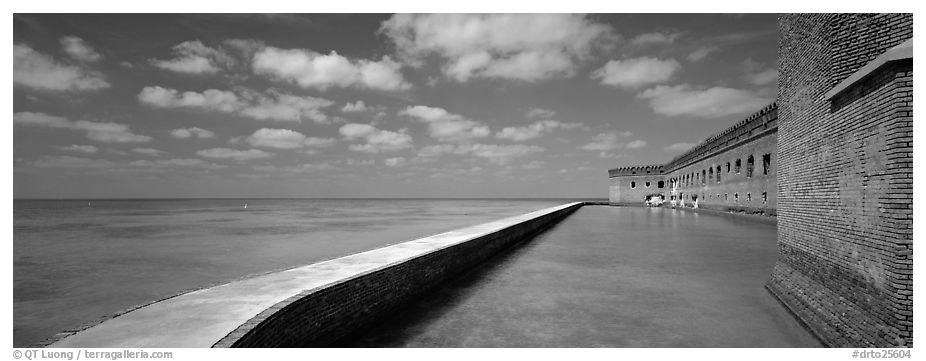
[197,147,273,161]
[170,127,215,139]
[60,36,103,62]
[385,157,407,167]
[32,155,115,169]
[246,128,320,149]
[626,140,648,149]
[399,105,490,142]
[687,46,720,62]
[14,112,150,143]
[14,44,109,92]
[637,84,773,118]
[665,142,696,152]
[381,14,615,82]
[150,40,233,74]
[495,120,583,141]
[138,86,334,123]
[465,144,545,164]
[139,86,241,112]
[742,59,779,86]
[339,123,413,153]
[417,144,458,157]
[303,137,337,148]
[341,100,368,112]
[55,144,98,153]
[525,107,556,119]
[630,32,681,45]
[132,147,168,156]
[592,57,681,89]
[579,131,634,151]
[238,91,333,123]
[253,47,410,91]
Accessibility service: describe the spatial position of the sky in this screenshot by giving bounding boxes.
[12,13,778,199]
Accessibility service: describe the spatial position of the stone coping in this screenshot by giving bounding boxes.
[825,38,913,100]
[47,202,584,348]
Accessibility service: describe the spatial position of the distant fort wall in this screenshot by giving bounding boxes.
[767,13,912,347]
[608,104,778,216]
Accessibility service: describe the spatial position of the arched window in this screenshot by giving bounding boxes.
[702,169,706,184]
[735,159,741,173]
[763,154,771,175]
[746,155,755,178]
[657,180,665,188]
[726,162,731,173]
[645,181,651,188]
[746,193,752,202]
[724,193,728,201]
[762,192,768,203]
[631,181,636,189]
[709,167,714,182]
[716,166,722,183]
[734,193,739,202]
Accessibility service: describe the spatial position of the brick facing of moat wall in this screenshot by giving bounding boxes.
[213,203,582,347]
[767,13,912,347]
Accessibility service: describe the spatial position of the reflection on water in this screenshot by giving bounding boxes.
[13,198,574,347]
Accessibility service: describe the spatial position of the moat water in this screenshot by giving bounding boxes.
[13,198,572,347]
[345,206,822,347]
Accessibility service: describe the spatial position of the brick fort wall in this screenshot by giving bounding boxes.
[767,13,912,347]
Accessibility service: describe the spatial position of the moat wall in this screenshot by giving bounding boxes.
[767,13,912,347]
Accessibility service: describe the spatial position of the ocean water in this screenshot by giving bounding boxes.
[13,198,576,347]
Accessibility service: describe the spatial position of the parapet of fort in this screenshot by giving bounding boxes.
[608,13,913,347]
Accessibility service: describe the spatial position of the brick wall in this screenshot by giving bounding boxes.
[767,13,912,348]
[213,203,582,347]
[608,105,778,215]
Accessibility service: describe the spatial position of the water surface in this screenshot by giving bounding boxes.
[345,206,820,347]
[13,198,571,346]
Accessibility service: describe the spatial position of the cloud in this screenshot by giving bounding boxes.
[495,120,582,141]
[665,142,696,152]
[637,84,773,117]
[197,147,274,161]
[303,137,337,148]
[742,59,779,86]
[132,147,168,156]
[525,107,556,119]
[150,40,233,74]
[32,155,114,169]
[626,140,647,149]
[139,86,334,123]
[630,32,681,45]
[130,158,206,168]
[417,144,458,157]
[60,36,102,62]
[592,57,681,89]
[381,14,616,82]
[55,144,98,153]
[14,112,151,143]
[465,144,545,164]
[399,105,490,142]
[14,44,109,92]
[580,131,633,151]
[170,127,215,139]
[341,100,368,112]
[246,128,311,149]
[253,47,410,91]
[385,157,407,167]
[687,46,720,62]
[237,91,333,123]
[139,86,241,112]
[339,123,413,153]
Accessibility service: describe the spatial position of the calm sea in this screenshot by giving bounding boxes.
[13,198,582,347]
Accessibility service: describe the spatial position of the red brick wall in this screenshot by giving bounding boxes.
[768,13,912,348]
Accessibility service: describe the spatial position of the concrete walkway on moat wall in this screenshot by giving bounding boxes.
[344,206,821,347]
